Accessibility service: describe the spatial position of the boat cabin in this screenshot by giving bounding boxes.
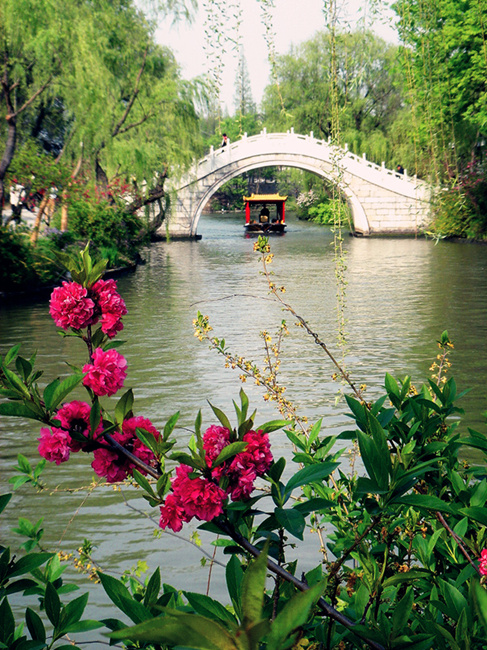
[243,193,287,234]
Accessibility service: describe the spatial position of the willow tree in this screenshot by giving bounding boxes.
[394,0,487,172]
[393,0,487,234]
[260,30,406,169]
[0,0,203,221]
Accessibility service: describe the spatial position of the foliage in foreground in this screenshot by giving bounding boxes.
[2,244,487,649]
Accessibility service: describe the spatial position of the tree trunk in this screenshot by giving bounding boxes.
[29,194,49,245]
[60,191,68,231]
[95,156,108,188]
[0,117,17,220]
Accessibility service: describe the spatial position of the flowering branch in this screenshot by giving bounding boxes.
[216,518,385,650]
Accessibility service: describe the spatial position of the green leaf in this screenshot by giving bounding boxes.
[308,419,322,446]
[208,402,232,432]
[285,430,307,451]
[62,619,104,634]
[357,430,383,488]
[16,454,32,474]
[163,412,180,441]
[366,410,392,489]
[9,553,54,578]
[59,592,89,629]
[184,591,238,625]
[110,612,236,649]
[460,506,487,527]
[293,497,335,515]
[284,462,338,498]
[25,607,46,643]
[213,442,248,467]
[392,586,414,635]
[384,373,400,397]
[393,494,454,514]
[98,572,151,624]
[43,378,60,411]
[255,420,290,434]
[115,389,134,423]
[89,398,101,437]
[134,428,158,454]
[170,452,204,470]
[0,494,12,515]
[225,555,244,620]
[472,580,487,633]
[132,469,155,496]
[15,355,32,381]
[45,372,83,410]
[0,402,43,420]
[0,597,15,643]
[4,344,21,366]
[267,457,286,482]
[267,581,325,650]
[1,367,31,398]
[143,568,161,608]
[45,582,61,627]
[383,569,432,588]
[275,508,306,540]
[241,544,268,626]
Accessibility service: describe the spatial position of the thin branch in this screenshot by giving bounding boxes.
[436,511,481,576]
[104,433,161,480]
[121,493,226,568]
[112,48,148,138]
[328,515,382,580]
[117,112,154,136]
[217,519,385,650]
[11,76,52,119]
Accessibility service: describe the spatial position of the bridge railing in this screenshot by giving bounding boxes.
[194,129,414,184]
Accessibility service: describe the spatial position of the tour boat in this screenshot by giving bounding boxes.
[243,193,287,234]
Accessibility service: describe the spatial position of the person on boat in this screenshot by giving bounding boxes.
[259,205,270,223]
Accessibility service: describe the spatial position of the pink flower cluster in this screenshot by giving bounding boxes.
[49,278,127,338]
[38,400,103,464]
[479,549,487,576]
[159,425,273,532]
[82,348,127,396]
[91,416,160,483]
[38,407,160,485]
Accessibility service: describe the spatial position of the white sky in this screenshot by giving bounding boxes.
[154,0,399,113]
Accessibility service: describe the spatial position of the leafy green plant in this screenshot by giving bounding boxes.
[0,493,102,650]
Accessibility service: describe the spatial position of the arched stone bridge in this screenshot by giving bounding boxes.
[162,129,432,238]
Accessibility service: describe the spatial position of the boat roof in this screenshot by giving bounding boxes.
[243,193,288,204]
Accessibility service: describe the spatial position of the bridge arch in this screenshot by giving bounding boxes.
[163,131,431,239]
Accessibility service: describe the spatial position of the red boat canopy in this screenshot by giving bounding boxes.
[243,193,287,225]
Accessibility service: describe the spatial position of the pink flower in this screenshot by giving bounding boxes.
[229,466,257,501]
[38,427,70,465]
[175,474,226,521]
[203,425,230,467]
[49,281,95,330]
[82,348,127,396]
[100,312,124,339]
[92,279,127,338]
[159,494,188,532]
[57,400,102,452]
[172,464,193,492]
[479,549,487,576]
[91,446,128,483]
[241,430,273,476]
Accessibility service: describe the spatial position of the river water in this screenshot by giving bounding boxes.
[1,212,487,622]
